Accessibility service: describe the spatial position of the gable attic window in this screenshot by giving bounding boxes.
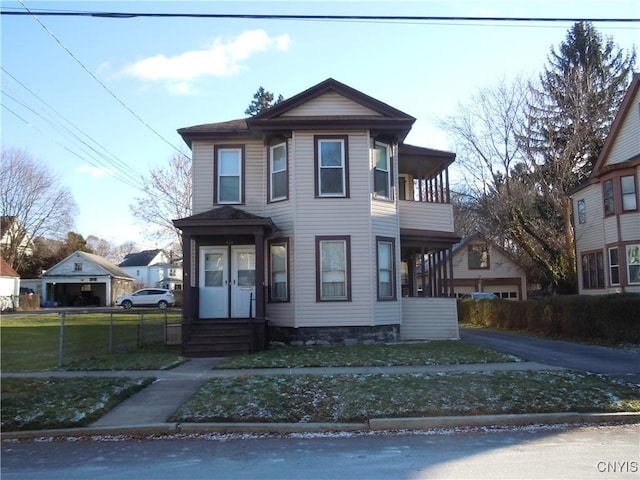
[373,142,392,200]
[468,244,489,269]
[74,262,83,272]
[315,136,349,198]
[214,146,244,204]
[269,142,288,202]
[577,199,586,224]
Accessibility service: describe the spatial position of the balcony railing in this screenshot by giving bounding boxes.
[398,201,455,233]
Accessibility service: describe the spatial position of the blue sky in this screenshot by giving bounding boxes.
[1,1,638,250]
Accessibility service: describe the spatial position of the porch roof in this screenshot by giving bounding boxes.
[173,205,275,231]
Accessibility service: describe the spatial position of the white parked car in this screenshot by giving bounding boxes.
[115,288,175,310]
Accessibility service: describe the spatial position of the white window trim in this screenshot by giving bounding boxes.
[373,142,392,200]
[269,142,287,202]
[317,138,346,197]
[626,244,640,285]
[217,147,242,204]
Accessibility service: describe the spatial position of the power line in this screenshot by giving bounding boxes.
[0,9,639,23]
[14,0,185,156]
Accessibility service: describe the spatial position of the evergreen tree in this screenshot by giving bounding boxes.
[245,87,284,116]
[530,21,636,186]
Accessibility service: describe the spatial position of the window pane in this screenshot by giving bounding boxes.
[378,242,391,269]
[621,175,637,211]
[219,177,240,202]
[603,180,614,215]
[321,240,347,300]
[272,145,286,171]
[320,169,344,195]
[375,169,389,197]
[577,199,586,224]
[609,248,620,285]
[272,171,287,199]
[320,141,343,167]
[375,145,388,170]
[270,243,287,301]
[628,245,640,284]
[219,151,240,175]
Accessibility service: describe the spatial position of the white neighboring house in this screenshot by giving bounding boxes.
[571,74,640,295]
[41,251,133,307]
[0,256,20,311]
[118,249,183,290]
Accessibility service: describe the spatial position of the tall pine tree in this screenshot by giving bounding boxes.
[245,87,284,116]
[523,22,635,292]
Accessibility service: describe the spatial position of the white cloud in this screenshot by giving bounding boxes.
[75,165,115,178]
[118,30,290,93]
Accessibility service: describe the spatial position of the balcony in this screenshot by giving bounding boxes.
[399,200,455,233]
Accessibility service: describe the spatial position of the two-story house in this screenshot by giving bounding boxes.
[174,78,460,356]
[572,74,640,295]
[118,249,183,291]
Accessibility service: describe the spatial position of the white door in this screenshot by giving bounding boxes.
[231,247,256,318]
[199,247,228,318]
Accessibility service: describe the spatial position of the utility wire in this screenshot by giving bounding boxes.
[15,0,185,156]
[1,9,639,23]
[1,67,143,183]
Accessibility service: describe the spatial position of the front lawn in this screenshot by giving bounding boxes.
[214,341,521,369]
[1,377,155,431]
[172,371,640,423]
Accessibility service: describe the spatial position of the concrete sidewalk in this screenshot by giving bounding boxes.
[2,359,639,439]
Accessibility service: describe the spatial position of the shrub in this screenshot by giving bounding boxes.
[458,294,640,344]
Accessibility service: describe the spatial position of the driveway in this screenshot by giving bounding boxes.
[459,327,640,384]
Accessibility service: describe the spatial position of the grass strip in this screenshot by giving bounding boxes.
[214,341,521,369]
[1,377,155,431]
[172,371,640,423]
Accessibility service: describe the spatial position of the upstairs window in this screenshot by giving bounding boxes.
[315,136,349,197]
[577,199,586,224]
[74,262,83,272]
[215,146,243,204]
[269,143,288,202]
[603,179,615,215]
[621,175,637,211]
[373,143,392,200]
[468,244,489,269]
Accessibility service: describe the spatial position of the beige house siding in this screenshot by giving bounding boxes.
[282,92,382,117]
[606,89,640,165]
[290,130,380,327]
[399,201,455,232]
[401,298,459,340]
[192,143,214,214]
[574,183,605,252]
[451,240,527,300]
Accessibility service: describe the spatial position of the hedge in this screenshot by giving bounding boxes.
[457,293,640,344]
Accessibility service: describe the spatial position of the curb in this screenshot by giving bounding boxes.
[3,412,639,441]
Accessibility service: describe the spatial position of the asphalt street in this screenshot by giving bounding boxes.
[459,327,640,384]
[2,424,639,479]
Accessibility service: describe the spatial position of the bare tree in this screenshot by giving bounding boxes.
[0,148,77,272]
[129,151,192,252]
[86,235,139,264]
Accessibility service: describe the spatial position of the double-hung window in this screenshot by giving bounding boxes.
[581,251,604,289]
[628,245,640,284]
[269,239,289,301]
[468,244,489,269]
[270,143,287,202]
[377,237,396,300]
[215,146,243,204]
[621,175,637,211]
[608,247,620,286]
[315,136,348,197]
[603,179,615,215]
[316,236,351,301]
[373,143,392,199]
